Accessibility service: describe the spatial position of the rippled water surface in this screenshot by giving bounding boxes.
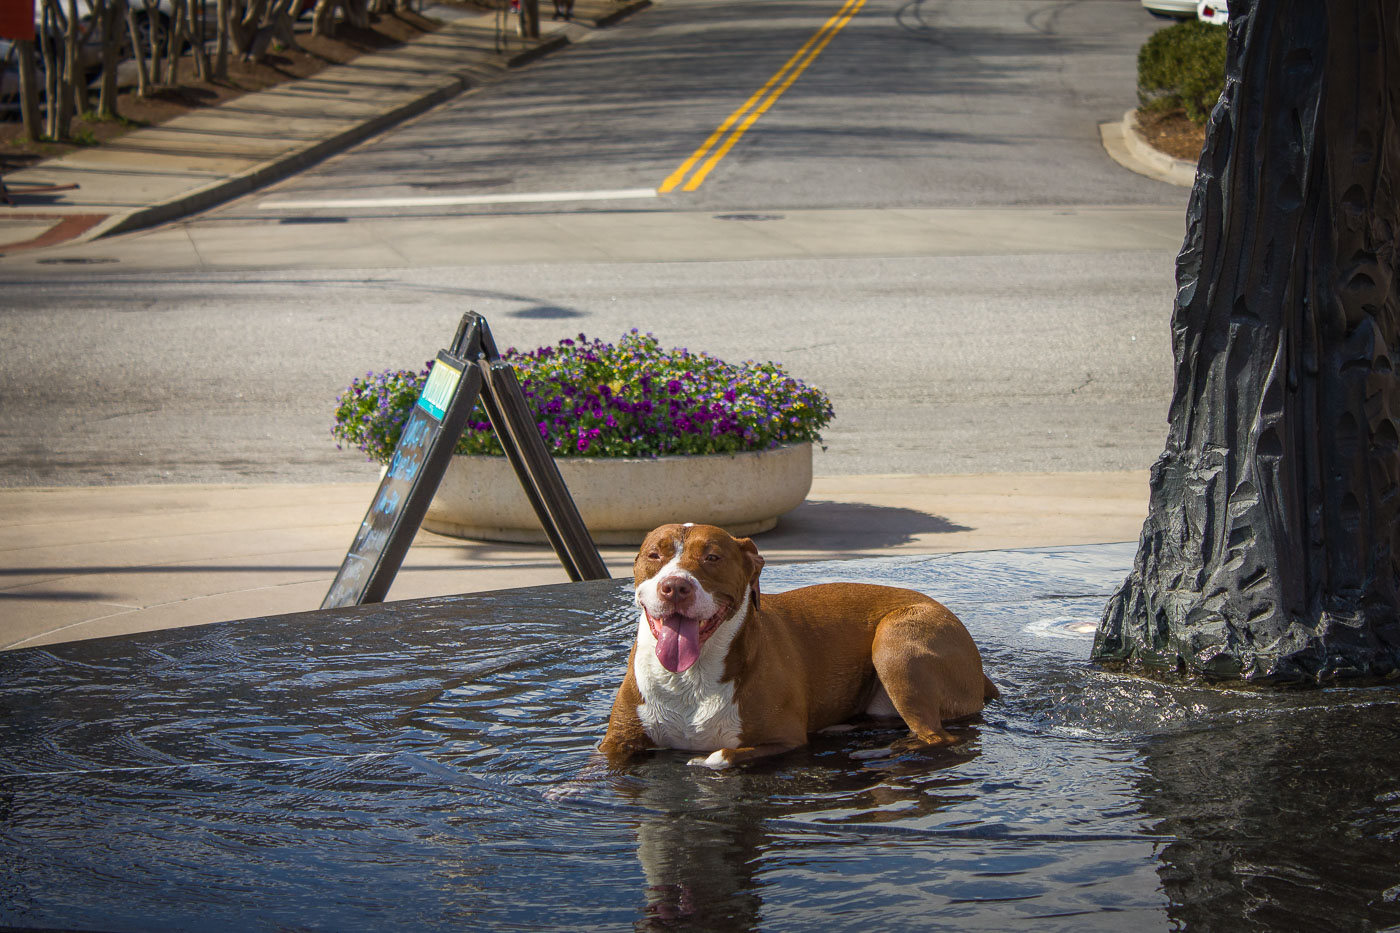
[3,544,1399,931]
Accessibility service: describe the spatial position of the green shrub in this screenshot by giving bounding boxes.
[1138,20,1228,125]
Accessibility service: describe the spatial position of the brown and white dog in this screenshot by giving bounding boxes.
[599,523,1000,769]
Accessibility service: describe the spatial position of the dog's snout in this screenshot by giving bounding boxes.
[658,575,694,603]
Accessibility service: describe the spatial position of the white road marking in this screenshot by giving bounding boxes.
[258,188,659,210]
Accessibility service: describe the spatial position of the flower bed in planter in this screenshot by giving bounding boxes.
[333,331,834,543]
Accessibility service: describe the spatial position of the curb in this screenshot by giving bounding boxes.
[502,29,571,68]
[91,76,469,242]
[62,0,650,246]
[589,0,650,28]
[1100,109,1196,188]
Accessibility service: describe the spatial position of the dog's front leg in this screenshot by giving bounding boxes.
[688,743,798,770]
[599,660,653,763]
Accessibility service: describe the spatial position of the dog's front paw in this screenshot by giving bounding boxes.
[687,749,734,770]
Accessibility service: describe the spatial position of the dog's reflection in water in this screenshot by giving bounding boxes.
[610,733,982,930]
[633,792,763,928]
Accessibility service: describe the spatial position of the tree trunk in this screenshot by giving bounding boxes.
[227,0,271,56]
[124,0,151,96]
[1094,0,1400,683]
[164,0,186,84]
[213,0,229,77]
[145,0,163,84]
[344,0,367,29]
[41,0,75,139]
[310,0,333,36]
[97,0,123,118]
[65,0,89,116]
[270,0,300,52]
[191,0,210,79]
[16,39,42,141]
[244,0,298,63]
[311,0,366,37]
[40,1,56,137]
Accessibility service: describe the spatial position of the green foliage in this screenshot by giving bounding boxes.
[332,331,835,464]
[1138,20,1228,125]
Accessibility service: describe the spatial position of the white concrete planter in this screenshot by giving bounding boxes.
[423,443,813,545]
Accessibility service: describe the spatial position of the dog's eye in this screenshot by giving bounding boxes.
[648,551,662,561]
[704,553,720,562]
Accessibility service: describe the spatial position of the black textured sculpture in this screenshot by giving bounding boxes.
[1094,0,1400,682]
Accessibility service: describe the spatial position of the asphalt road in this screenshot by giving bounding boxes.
[235,0,1181,214]
[0,0,1191,486]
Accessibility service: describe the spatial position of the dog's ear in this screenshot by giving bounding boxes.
[737,537,764,609]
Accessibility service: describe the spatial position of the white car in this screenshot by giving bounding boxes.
[1196,0,1228,24]
[1141,0,1197,17]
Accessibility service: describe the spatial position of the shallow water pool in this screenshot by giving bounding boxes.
[2,544,1399,931]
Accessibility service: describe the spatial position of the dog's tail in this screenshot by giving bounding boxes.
[983,674,1001,702]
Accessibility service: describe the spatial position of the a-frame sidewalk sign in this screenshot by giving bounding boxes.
[322,312,610,610]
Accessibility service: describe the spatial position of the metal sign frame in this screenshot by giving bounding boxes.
[322,313,609,610]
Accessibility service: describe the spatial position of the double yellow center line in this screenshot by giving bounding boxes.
[659,0,868,193]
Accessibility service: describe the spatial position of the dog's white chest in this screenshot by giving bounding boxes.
[632,613,743,752]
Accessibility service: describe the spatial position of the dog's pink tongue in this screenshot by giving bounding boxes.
[656,616,701,673]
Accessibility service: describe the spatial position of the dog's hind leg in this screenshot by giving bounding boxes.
[869,603,989,748]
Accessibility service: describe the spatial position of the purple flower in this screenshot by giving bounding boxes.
[333,330,832,463]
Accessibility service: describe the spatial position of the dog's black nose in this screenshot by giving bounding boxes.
[658,576,694,602]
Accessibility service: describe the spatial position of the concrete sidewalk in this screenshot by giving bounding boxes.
[0,471,1149,651]
[0,0,649,253]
